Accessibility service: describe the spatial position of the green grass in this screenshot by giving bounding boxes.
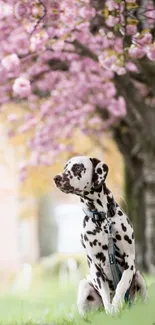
[0,275,155,325]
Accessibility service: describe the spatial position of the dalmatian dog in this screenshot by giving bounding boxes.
[54,156,148,315]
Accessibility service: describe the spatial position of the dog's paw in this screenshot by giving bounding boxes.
[104,303,113,315]
[111,296,123,314]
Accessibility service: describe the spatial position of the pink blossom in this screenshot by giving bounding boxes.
[30,31,49,52]
[1,54,20,71]
[106,15,119,27]
[146,45,155,61]
[13,77,31,97]
[114,66,126,75]
[108,97,126,117]
[11,32,29,56]
[145,8,155,19]
[52,40,65,51]
[126,62,139,72]
[98,54,117,70]
[133,32,152,47]
[1,0,155,171]
[106,0,119,10]
[126,0,136,3]
[126,25,137,35]
[79,6,95,19]
[128,46,145,59]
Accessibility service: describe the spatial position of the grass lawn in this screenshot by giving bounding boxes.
[0,275,155,325]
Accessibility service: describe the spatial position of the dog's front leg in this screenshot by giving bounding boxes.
[90,264,112,314]
[112,254,135,313]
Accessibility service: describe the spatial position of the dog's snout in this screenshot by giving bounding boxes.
[54,175,62,184]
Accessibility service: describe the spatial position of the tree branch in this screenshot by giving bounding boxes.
[66,40,98,61]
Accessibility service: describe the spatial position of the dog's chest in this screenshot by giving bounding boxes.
[82,217,111,268]
[82,218,108,251]
[81,215,126,282]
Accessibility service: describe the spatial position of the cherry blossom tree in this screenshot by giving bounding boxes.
[0,0,155,271]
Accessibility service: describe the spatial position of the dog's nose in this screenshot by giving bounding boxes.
[54,175,62,185]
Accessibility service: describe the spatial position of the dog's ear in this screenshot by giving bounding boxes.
[90,158,109,189]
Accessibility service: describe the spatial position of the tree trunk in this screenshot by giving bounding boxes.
[124,155,155,273]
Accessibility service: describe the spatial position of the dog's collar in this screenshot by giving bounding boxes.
[83,208,106,221]
[83,201,116,222]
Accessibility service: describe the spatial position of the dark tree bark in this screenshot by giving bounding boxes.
[113,120,155,273]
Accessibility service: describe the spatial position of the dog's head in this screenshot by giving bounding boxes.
[54,156,108,195]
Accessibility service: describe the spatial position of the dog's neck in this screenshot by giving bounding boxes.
[80,183,116,214]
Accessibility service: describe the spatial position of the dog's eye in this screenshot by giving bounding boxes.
[71,163,84,176]
[76,165,82,172]
[75,164,83,173]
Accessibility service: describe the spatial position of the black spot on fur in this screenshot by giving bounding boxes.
[97,199,103,207]
[94,185,103,193]
[97,168,102,174]
[93,227,102,233]
[121,223,127,232]
[107,279,114,291]
[114,243,120,251]
[87,295,95,301]
[116,234,122,241]
[83,215,89,228]
[96,277,101,289]
[124,262,129,270]
[96,252,106,263]
[124,235,132,244]
[84,234,88,241]
[87,230,95,235]
[118,210,123,216]
[87,260,90,267]
[103,184,110,195]
[96,270,105,282]
[116,258,125,267]
[115,250,123,259]
[90,242,93,247]
[93,239,98,246]
[102,244,108,250]
[81,234,86,248]
[87,255,92,263]
[132,232,134,239]
[87,255,92,267]
[107,196,113,204]
[71,163,86,177]
[130,265,134,270]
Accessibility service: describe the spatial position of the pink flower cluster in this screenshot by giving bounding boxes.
[128,32,155,61]
[0,0,155,173]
